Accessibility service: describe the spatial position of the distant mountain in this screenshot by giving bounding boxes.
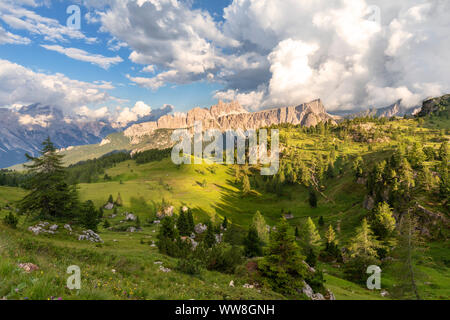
[331,101,421,119]
[0,103,173,168]
[124,99,336,145]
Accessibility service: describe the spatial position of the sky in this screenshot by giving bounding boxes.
[0,0,449,124]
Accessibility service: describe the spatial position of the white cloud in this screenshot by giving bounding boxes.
[115,101,152,126]
[0,25,30,44]
[41,44,123,69]
[18,114,53,127]
[0,59,111,110]
[0,2,97,43]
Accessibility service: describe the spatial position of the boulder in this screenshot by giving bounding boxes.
[49,224,58,231]
[64,224,72,232]
[363,195,375,210]
[125,213,136,221]
[157,206,174,219]
[104,202,114,210]
[194,223,207,234]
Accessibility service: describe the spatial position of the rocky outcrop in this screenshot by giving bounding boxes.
[124,99,335,144]
[417,94,450,117]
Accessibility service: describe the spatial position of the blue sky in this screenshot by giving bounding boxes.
[0,0,232,113]
[0,0,448,123]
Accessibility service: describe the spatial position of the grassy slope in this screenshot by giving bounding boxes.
[0,117,448,300]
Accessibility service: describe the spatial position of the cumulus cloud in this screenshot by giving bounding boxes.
[41,44,123,69]
[96,0,449,111]
[0,59,111,111]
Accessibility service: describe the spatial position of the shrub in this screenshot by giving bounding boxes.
[202,243,244,274]
[176,256,203,275]
[3,212,18,228]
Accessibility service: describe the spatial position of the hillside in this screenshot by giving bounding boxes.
[1,103,449,300]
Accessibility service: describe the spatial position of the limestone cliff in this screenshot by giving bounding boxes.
[124,99,334,144]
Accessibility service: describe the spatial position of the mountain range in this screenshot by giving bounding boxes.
[0,97,439,169]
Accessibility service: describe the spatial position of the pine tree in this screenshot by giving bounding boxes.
[302,217,321,253]
[252,211,269,243]
[258,219,309,295]
[18,137,78,219]
[244,226,263,257]
[393,211,424,300]
[79,200,101,232]
[187,209,195,234]
[308,186,317,208]
[242,174,251,195]
[222,216,228,230]
[204,221,216,248]
[318,216,324,227]
[438,141,448,162]
[177,211,189,236]
[115,193,123,207]
[325,225,337,246]
[108,194,114,204]
[372,202,396,240]
[348,218,380,259]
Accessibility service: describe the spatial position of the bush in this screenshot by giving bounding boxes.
[201,243,244,274]
[176,256,203,275]
[3,212,18,228]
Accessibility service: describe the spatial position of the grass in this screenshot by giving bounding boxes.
[1,116,449,300]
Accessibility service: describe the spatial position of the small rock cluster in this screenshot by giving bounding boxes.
[194,223,207,234]
[18,263,39,273]
[156,206,174,219]
[28,222,59,235]
[301,281,335,300]
[78,230,103,243]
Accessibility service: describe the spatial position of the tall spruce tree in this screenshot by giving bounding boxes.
[19,137,78,219]
[258,219,309,295]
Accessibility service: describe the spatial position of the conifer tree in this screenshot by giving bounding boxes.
[372,202,396,240]
[244,226,263,257]
[187,209,195,234]
[79,200,101,232]
[252,211,269,243]
[115,193,123,207]
[19,137,78,219]
[393,211,424,300]
[308,186,318,208]
[222,216,228,230]
[318,216,324,227]
[348,218,380,259]
[302,217,321,254]
[108,194,114,204]
[177,211,189,236]
[242,174,251,195]
[258,219,309,295]
[204,221,216,248]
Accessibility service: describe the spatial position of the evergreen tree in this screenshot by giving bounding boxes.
[295,226,299,238]
[135,216,141,229]
[79,200,101,232]
[393,212,424,300]
[222,216,228,230]
[242,174,251,195]
[108,194,114,204]
[252,211,269,243]
[244,226,263,257]
[325,224,337,246]
[18,137,78,219]
[159,216,177,240]
[348,218,381,259]
[204,221,216,248]
[308,186,318,208]
[258,219,309,295]
[115,193,123,207]
[372,202,396,241]
[187,209,195,234]
[177,211,189,236]
[438,141,448,162]
[345,218,381,282]
[318,216,324,227]
[103,219,110,229]
[302,217,321,254]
